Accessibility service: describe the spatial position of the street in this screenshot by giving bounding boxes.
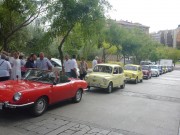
[1,70,180,135]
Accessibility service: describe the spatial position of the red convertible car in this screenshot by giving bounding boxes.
[0,69,87,116]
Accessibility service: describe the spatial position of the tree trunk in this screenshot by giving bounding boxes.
[3,39,8,51]
[102,48,106,63]
[123,54,126,65]
[58,26,74,71]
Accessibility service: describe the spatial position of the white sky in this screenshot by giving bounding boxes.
[106,0,180,32]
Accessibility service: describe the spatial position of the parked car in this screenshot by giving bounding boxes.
[141,65,151,79]
[124,64,143,84]
[167,66,173,72]
[85,64,126,93]
[0,69,87,116]
[51,58,62,72]
[158,65,163,75]
[150,65,160,77]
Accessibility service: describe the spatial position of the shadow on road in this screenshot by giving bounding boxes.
[0,100,75,124]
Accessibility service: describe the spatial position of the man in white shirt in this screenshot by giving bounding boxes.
[36,52,53,70]
[71,55,78,78]
[92,56,99,69]
[0,54,12,81]
[63,55,72,77]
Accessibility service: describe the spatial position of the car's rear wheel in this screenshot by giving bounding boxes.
[73,89,83,103]
[140,78,143,83]
[31,97,48,116]
[120,81,125,89]
[107,82,113,93]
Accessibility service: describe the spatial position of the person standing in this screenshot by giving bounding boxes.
[92,56,98,69]
[79,57,88,80]
[0,54,12,81]
[25,53,36,69]
[36,52,52,70]
[11,52,22,80]
[71,55,78,78]
[63,54,72,77]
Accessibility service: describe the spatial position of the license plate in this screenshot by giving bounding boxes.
[0,103,3,110]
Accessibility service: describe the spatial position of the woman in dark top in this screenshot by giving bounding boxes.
[25,54,36,68]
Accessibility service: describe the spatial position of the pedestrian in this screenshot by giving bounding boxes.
[92,56,98,69]
[25,53,36,69]
[19,54,26,76]
[11,52,22,80]
[36,52,53,70]
[63,54,72,77]
[79,57,88,80]
[71,54,78,78]
[0,54,12,81]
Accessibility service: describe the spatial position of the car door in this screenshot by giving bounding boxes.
[51,81,74,103]
[113,67,122,87]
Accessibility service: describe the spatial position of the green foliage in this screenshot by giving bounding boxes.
[0,0,48,51]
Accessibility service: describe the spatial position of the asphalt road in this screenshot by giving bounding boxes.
[1,70,180,135]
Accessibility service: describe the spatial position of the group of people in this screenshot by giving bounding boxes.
[0,51,92,82]
[63,54,88,80]
[0,51,53,82]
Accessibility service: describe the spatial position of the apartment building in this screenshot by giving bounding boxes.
[150,26,180,48]
[116,20,150,34]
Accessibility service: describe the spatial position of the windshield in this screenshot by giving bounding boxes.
[142,66,149,70]
[151,66,158,69]
[24,69,56,84]
[93,65,112,73]
[124,65,137,71]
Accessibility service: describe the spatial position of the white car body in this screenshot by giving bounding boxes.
[150,65,160,77]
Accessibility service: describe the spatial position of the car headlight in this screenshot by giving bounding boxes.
[103,78,108,83]
[14,92,22,101]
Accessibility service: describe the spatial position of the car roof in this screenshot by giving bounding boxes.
[97,63,122,67]
[125,64,140,67]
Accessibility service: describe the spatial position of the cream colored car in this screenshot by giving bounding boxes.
[85,64,126,93]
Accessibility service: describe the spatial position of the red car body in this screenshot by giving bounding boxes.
[0,69,87,116]
[142,65,152,79]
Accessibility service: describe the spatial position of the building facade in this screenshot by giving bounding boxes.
[115,20,150,34]
[150,25,180,48]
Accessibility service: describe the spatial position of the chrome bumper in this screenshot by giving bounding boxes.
[0,102,34,109]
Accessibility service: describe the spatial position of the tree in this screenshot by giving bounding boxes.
[0,0,48,51]
[48,0,109,65]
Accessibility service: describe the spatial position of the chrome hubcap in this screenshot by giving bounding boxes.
[36,99,45,113]
[109,84,112,92]
[76,90,82,101]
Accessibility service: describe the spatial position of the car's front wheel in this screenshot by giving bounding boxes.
[135,77,138,84]
[31,97,48,116]
[120,81,125,89]
[73,89,83,103]
[107,82,113,93]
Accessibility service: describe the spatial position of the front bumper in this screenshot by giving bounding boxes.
[0,101,34,110]
[87,82,108,89]
[125,77,136,82]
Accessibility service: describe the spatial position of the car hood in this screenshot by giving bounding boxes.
[0,80,50,101]
[124,70,137,74]
[88,72,112,78]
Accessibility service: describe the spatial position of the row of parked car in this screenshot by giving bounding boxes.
[85,63,173,93]
[0,61,173,117]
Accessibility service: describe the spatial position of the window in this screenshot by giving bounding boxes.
[113,67,119,74]
[119,67,123,74]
